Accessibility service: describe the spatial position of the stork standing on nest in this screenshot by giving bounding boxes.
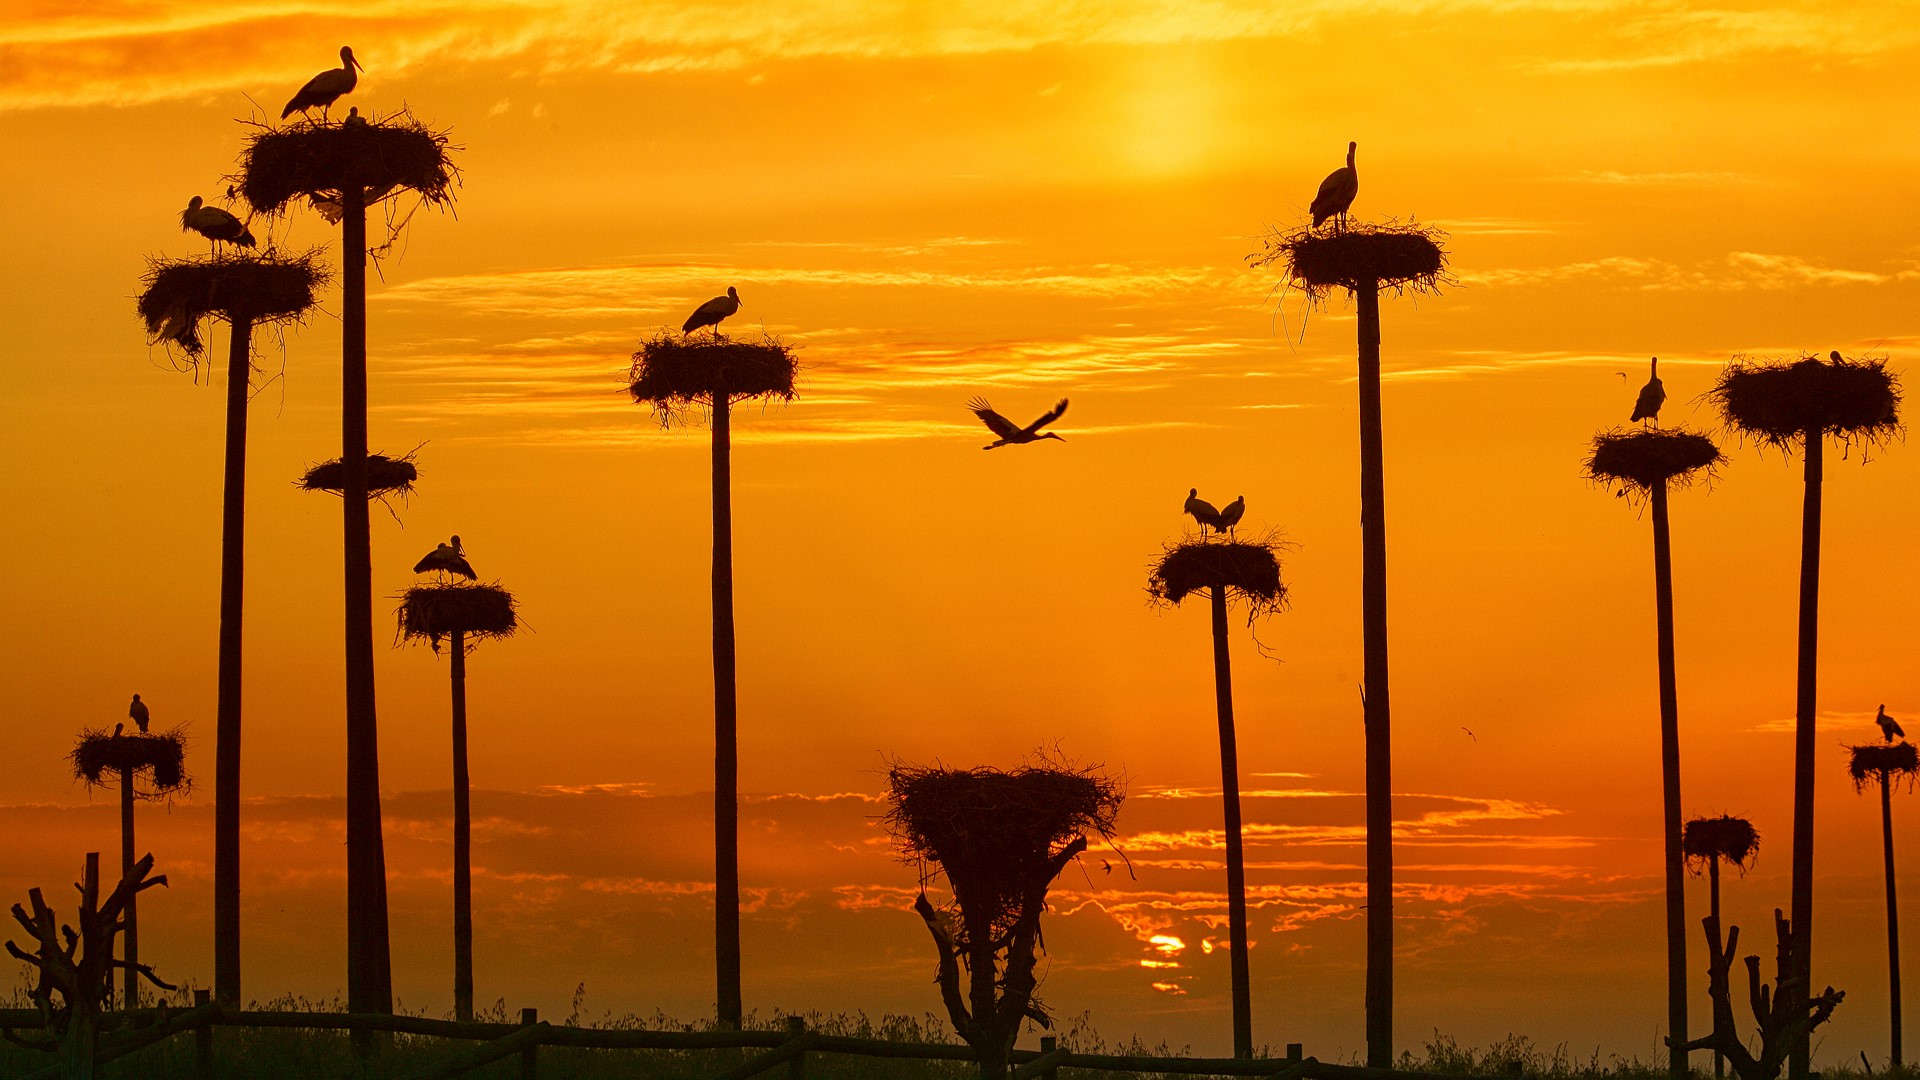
[1311,141,1359,233]
[282,46,362,121]
[180,197,256,254]
[683,287,742,338]
[1879,705,1904,743]
[1218,495,1246,533]
[1184,489,1222,533]
[1630,356,1665,424]
[129,694,150,734]
[413,536,476,580]
[967,397,1068,450]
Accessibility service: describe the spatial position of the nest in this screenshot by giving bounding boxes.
[71,729,189,796]
[1848,742,1920,791]
[398,582,519,653]
[1248,219,1450,302]
[298,452,419,497]
[1147,535,1288,618]
[887,760,1122,939]
[1682,814,1760,872]
[239,109,457,216]
[1709,353,1901,450]
[1586,427,1723,495]
[628,332,799,424]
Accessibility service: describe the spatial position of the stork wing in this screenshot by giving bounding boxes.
[1315,167,1348,202]
[412,549,448,574]
[967,397,1022,440]
[1023,398,1070,434]
[450,556,477,580]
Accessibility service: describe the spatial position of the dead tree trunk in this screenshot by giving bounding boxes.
[1675,910,1843,1080]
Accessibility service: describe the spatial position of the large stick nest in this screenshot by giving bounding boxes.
[71,729,189,796]
[1848,742,1920,791]
[239,109,458,216]
[1709,352,1901,450]
[1682,814,1760,872]
[137,251,328,339]
[1586,427,1723,496]
[298,452,419,498]
[1248,219,1450,302]
[1147,534,1288,618]
[398,582,519,653]
[887,760,1122,939]
[628,332,799,425]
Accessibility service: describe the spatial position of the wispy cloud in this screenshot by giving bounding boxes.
[1464,251,1909,292]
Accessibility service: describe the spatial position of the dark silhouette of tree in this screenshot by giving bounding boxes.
[137,251,325,1006]
[1709,351,1900,1079]
[398,577,520,1022]
[1673,908,1843,1080]
[1147,530,1288,1058]
[1249,218,1447,1067]
[886,759,1123,1080]
[1588,425,1723,1077]
[628,331,798,1027]
[1849,741,1918,1069]
[6,853,173,1079]
[69,726,188,1010]
[240,109,458,1027]
[1685,814,1762,1079]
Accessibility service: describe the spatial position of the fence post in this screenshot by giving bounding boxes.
[1288,1043,1303,1063]
[786,1016,808,1079]
[1041,1035,1059,1080]
[193,989,214,1080]
[520,1007,539,1080]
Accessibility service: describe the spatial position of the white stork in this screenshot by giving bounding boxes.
[1630,356,1664,424]
[1311,142,1359,232]
[181,197,256,253]
[1184,488,1222,533]
[413,535,477,580]
[683,287,742,337]
[1878,705,1904,743]
[968,397,1068,450]
[1217,495,1246,533]
[129,694,150,734]
[282,46,362,121]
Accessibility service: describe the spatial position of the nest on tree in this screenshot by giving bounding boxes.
[136,251,328,347]
[887,760,1122,939]
[71,729,189,796]
[298,452,419,497]
[1147,534,1288,618]
[1683,814,1760,872]
[627,332,799,425]
[1848,742,1920,792]
[1709,353,1901,451]
[239,109,457,215]
[398,582,519,653]
[1248,219,1450,303]
[1586,427,1723,497]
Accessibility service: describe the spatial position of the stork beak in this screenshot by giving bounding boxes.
[353,56,365,71]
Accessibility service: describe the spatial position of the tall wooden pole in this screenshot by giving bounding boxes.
[341,182,394,1023]
[1709,857,1724,1079]
[1650,483,1688,1077]
[1210,583,1254,1058]
[712,386,742,1027]
[120,765,139,1010]
[214,314,253,1006]
[1788,430,1823,1080]
[1883,770,1904,1068]
[1355,278,1393,1067]
[451,629,473,1022]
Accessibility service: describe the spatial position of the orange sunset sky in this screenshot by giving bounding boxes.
[4,0,1920,1065]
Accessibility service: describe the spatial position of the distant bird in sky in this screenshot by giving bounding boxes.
[1101,860,1112,874]
[1630,357,1665,424]
[1217,495,1246,533]
[180,197,256,252]
[1310,141,1359,232]
[129,694,150,734]
[1878,705,1904,742]
[968,397,1068,450]
[413,535,477,580]
[683,287,742,337]
[282,46,362,121]
[1461,726,1476,742]
[1184,488,1222,533]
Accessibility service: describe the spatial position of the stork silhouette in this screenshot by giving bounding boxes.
[968,397,1068,450]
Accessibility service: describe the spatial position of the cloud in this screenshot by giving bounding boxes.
[1464,252,1907,293]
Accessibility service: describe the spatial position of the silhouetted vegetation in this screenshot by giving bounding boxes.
[1709,354,1900,451]
[1684,816,1761,872]
[239,111,456,216]
[300,453,420,498]
[1848,743,1919,790]
[1586,428,1723,499]
[1676,910,1843,1080]
[627,333,799,423]
[71,730,189,796]
[1248,220,1449,303]
[398,582,518,653]
[1147,535,1288,617]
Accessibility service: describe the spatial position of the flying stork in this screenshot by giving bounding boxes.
[282,46,363,121]
[1184,489,1222,533]
[683,287,742,337]
[1217,495,1246,533]
[129,694,150,734]
[181,197,256,253]
[1630,357,1664,424]
[967,397,1068,450]
[1310,142,1359,232]
[413,535,477,580]
[1878,705,1904,743]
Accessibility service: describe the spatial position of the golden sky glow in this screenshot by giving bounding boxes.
[4,0,1920,1062]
